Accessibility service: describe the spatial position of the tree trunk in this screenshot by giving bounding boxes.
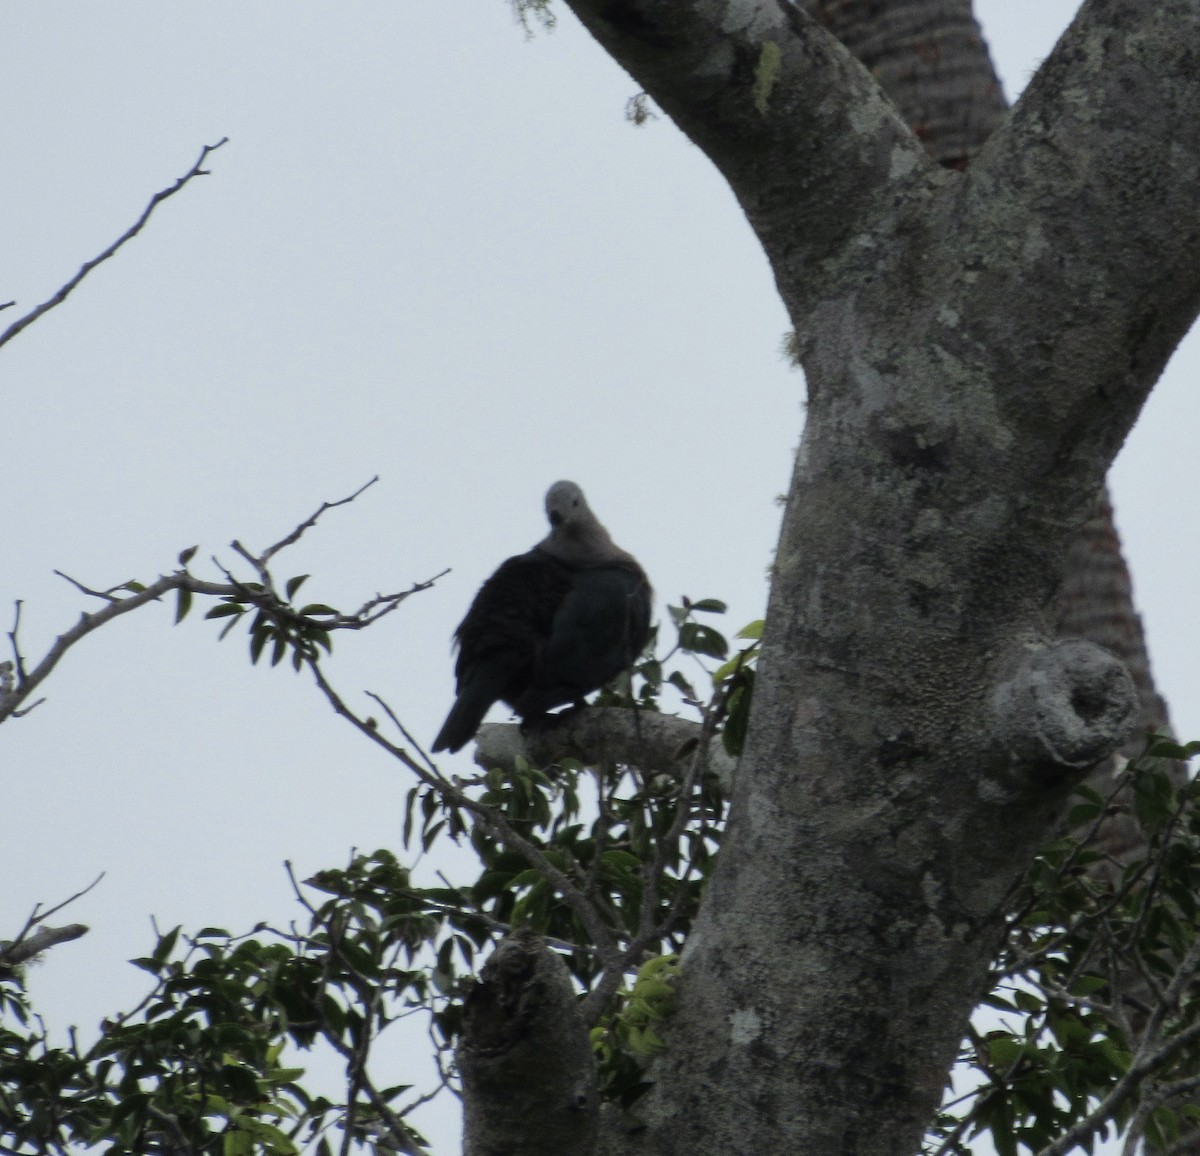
[548,2,1200,1152]
[802,0,1172,748]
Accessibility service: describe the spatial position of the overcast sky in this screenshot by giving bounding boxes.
[1,3,1187,1152]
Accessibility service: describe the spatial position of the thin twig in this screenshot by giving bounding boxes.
[52,569,136,602]
[0,139,228,351]
[310,664,621,964]
[0,571,230,724]
[261,476,379,566]
[7,600,27,682]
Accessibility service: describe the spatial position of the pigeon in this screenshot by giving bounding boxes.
[431,481,652,754]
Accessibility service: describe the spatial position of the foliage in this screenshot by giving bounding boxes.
[0,851,438,1155]
[590,953,681,1108]
[7,510,1200,1156]
[928,740,1200,1156]
[0,545,755,1153]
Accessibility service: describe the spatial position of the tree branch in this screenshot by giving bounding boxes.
[473,708,735,791]
[953,1,1200,456]
[0,924,88,970]
[0,139,228,352]
[562,0,934,300]
[0,482,438,725]
[309,665,624,965]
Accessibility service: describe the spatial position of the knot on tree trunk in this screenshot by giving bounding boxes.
[458,930,599,1156]
[992,639,1138,773]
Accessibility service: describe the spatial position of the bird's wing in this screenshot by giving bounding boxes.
[517,561,651,716]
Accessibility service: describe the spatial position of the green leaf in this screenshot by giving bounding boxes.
[174,585,192,624]
[286,574,310,600]
[678,622,728,659]
[688,598,727,614]
[987,1034,1023,1069]
[152,925,181,964]
[1067,801,1103,827]
[1013,989,1043,1012]
[722,671,755,756]
[250,624,271,664]
[235,1116,300,1154]
[206,602,245,619]
[178,545,199,567]
[668,670,695,698]
[224,1130,254,1156]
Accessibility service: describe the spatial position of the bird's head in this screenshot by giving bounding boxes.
[545,480,587,530]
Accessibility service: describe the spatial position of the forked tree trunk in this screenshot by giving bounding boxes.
[462,2,1199,1153]
[804,0,1171,746]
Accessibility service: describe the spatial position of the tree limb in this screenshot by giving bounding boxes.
[473,708,735,791]
[0,483,439,725]
[0,139,228,352]
[0,924,88,970]
[562,0,934,305]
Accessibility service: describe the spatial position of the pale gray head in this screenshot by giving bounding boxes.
[545,480,589,529]
[539,480,633,567]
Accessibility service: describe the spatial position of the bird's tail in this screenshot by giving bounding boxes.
[430,688,492,754]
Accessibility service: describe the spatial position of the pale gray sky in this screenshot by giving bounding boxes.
[1,4,1187,1152]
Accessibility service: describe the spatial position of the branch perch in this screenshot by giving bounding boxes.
[473,708,736,790]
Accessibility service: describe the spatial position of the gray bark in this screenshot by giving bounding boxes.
[459,929,599,1155]
[548,1,1200,1153]
[803,1,1172,747]
[473,711,736,791]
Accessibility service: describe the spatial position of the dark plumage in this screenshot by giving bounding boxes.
[431,481,652,754]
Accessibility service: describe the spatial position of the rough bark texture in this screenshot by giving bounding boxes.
[550,2,1200,1153]
[473,711,736,790]
[1058,491,1171,748]
[804,1,1172,747]
[458,930,599,1155]
[807,0,1007,168]
[461,1,1198,1153]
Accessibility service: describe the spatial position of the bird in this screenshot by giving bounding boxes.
[431,481,652,754]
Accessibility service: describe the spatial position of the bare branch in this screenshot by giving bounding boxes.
[53,569,135,602]
[474,709,736,791]
[7,600,28,682]
[0,570,225,724]
[260,475,379,566]
[2,482,439,725]
[0,924,88,969]
[0,874,103,970]
[0,139,228,352]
